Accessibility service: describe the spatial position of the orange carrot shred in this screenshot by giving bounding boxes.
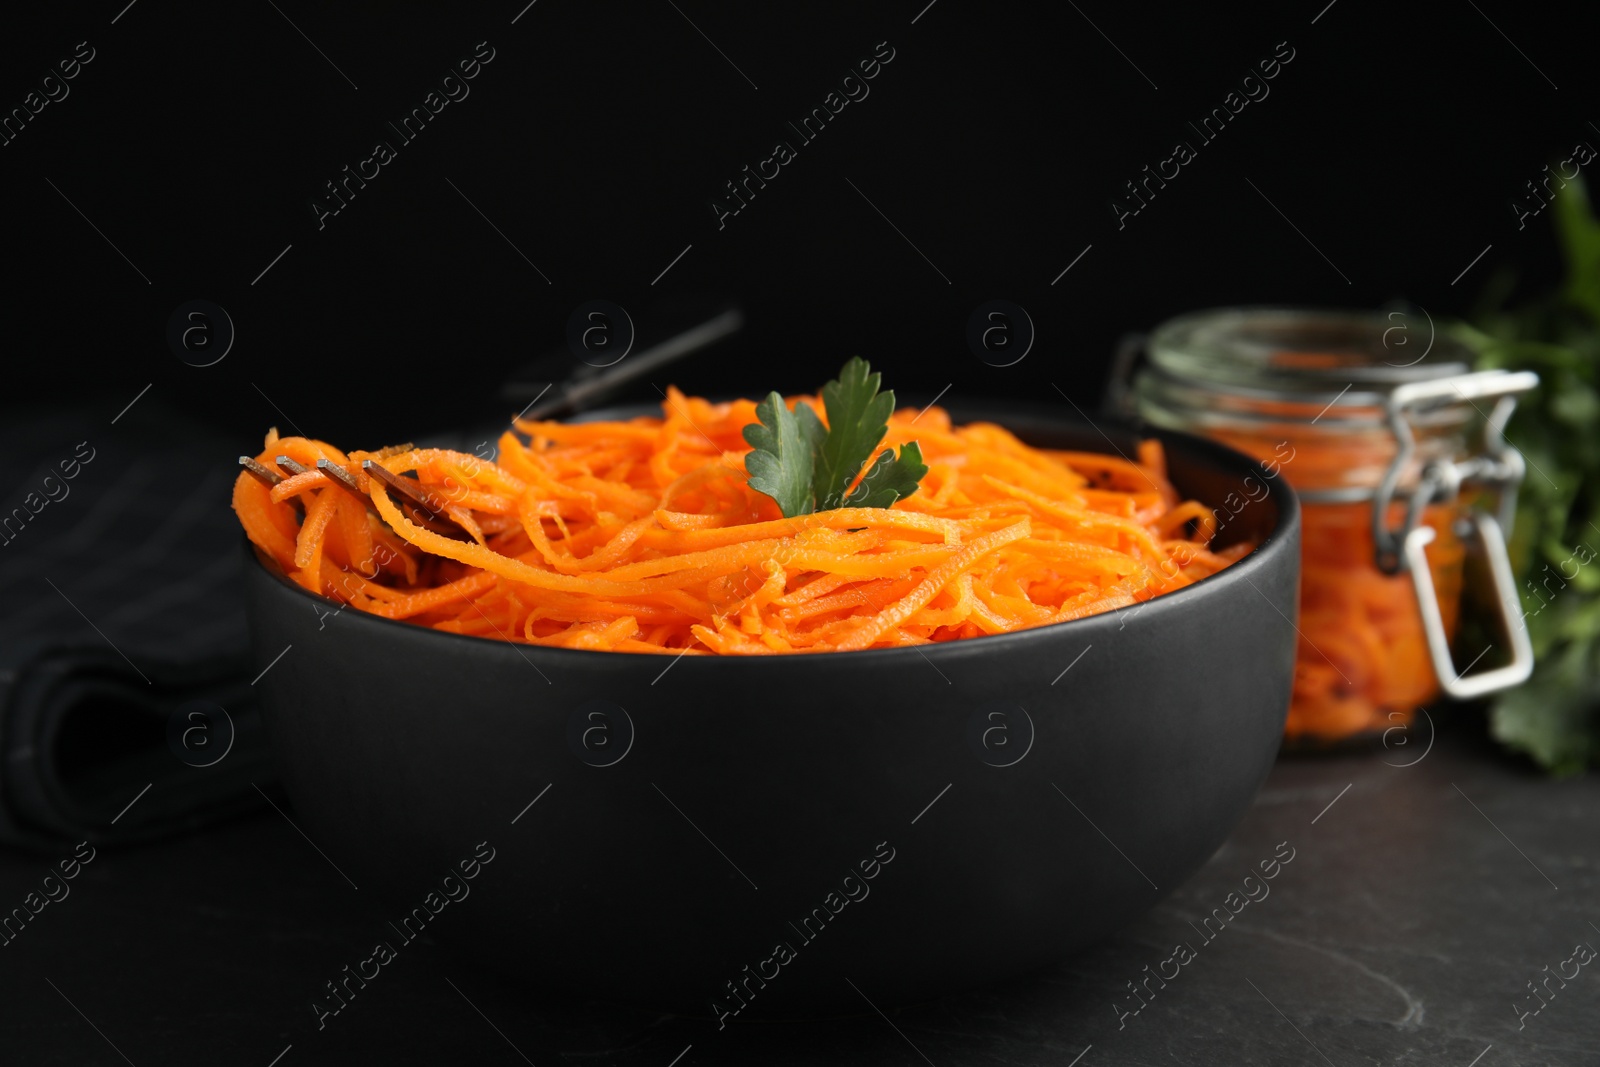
[233,396,1250,653]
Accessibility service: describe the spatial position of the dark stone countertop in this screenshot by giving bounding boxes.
[0,717,1595,1066]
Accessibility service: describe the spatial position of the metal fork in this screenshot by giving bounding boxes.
[238,453,471,539]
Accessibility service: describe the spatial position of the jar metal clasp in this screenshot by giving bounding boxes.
[1373,369,1539,699]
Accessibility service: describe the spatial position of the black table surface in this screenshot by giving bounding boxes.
[1,718,1595,1067]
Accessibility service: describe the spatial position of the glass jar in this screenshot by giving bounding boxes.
[1125,308,1537,746]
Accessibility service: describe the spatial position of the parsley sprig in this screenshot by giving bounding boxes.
[742,358,928,517]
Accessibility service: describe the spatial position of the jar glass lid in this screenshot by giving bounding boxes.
[1147,307,1474,406]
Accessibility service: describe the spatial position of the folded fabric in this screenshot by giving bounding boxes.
[0,402,272,850]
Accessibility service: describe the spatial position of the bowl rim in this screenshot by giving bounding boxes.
[244,408,1299,666]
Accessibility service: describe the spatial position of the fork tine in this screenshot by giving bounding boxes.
[241,455,307,518]
[315,458,369,502]
[239,455,283,488]
[275,455,310,476]
[361,460,474,539]
[361,460,445,512]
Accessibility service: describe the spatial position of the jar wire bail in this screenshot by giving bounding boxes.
[1376,368,1539,698]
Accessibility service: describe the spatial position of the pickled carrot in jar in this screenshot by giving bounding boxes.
[1209,429,1466,744]
[1287,501,1463,741]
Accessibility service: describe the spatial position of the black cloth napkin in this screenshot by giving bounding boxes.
[0,403,272,851]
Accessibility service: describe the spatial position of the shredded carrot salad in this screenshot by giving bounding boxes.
[232,392,1251,654]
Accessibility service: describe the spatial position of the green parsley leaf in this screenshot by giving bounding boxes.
[844,442,928,509]
[1469,174,1600,773]
[1489,668,1600,777]
[741,358,928,517]
[742,391,821,518]
[813,357,898,510]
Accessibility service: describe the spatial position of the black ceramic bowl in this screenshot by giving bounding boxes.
[242,407,1299,1019]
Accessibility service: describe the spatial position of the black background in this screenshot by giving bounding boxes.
[3,6,1599,1064]
[0,0,1588,446]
